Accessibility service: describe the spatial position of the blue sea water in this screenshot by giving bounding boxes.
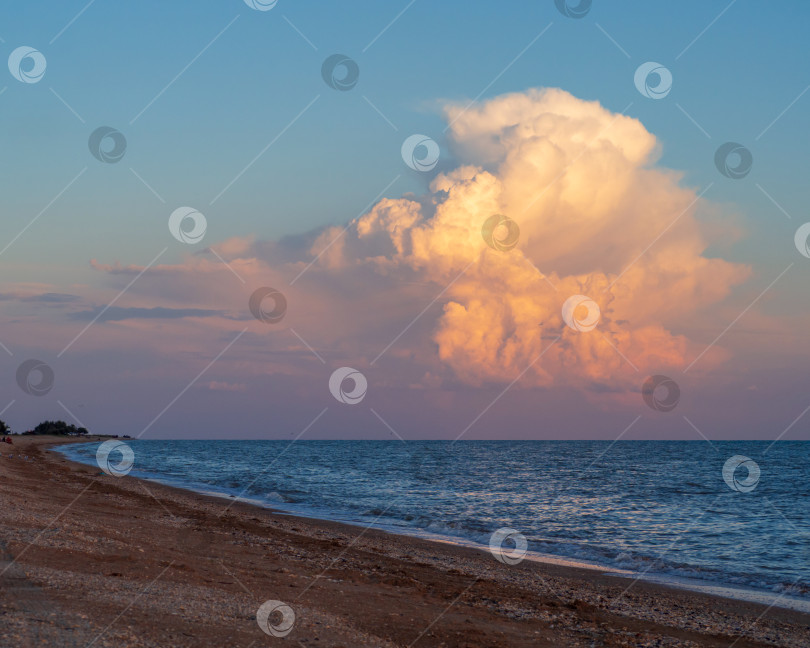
[55,440,810,610]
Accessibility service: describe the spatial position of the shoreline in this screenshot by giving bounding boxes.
[0,435,807,647]
[55,438,810,615]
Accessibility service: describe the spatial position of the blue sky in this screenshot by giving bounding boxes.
[2,1,810,439]
[3,1,808,271]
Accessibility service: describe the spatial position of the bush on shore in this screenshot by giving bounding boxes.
[0,419,89,436]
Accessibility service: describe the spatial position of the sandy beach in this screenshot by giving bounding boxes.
[0,436,806,647]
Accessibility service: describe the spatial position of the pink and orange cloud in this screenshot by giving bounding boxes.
[3,88,750,397]
[301,88,749,388]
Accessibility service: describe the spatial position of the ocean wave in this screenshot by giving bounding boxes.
[52,439,810,606]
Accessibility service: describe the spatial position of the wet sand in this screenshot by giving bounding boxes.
[0,435,807,647]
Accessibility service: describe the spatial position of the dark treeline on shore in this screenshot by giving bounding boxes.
[0,419,89,437]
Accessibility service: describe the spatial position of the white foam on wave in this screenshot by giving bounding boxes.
[378,523,810,613]
[616,572,810,614]
[51,442,810,613]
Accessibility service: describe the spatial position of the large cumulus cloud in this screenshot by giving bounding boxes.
[22,88,748,394]
[303,88,749,388]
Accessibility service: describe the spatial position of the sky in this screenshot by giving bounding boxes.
[1,0,810,440]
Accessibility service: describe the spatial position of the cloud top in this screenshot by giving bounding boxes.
[306,88,748,387]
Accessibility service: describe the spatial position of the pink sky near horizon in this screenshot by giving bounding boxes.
[2,88,809,441]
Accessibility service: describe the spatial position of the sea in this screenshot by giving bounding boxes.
[55,440,810,612]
